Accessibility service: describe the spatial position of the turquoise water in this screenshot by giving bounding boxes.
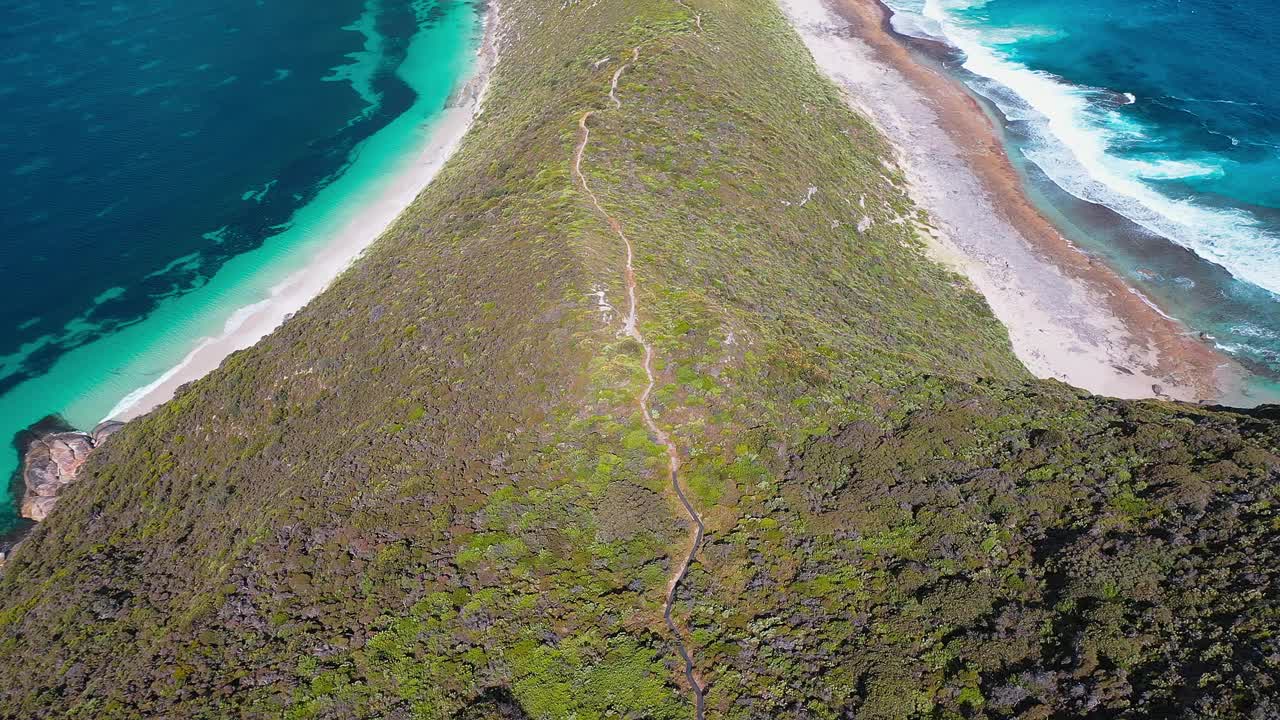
[883,0,1280,403]
[0,0,481,533]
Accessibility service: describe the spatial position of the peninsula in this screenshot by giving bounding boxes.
[0,0,1275,717]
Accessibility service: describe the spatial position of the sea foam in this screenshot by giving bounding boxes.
[901,0,1280,298]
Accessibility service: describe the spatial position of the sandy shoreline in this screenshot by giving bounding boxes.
[107,7,502,423]
[778,0,1246,403]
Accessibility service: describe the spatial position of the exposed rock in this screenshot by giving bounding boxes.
[91,421,125,447]
[19,423,121,522]
[20,496,60,523]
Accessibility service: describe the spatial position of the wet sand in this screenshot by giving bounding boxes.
[778,0,1245,403]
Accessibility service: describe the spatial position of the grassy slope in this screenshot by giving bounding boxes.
[0,0,1276,718]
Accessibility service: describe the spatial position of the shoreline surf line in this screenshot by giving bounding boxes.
[106,3,502,423]
[778,0,1252,405]
[887,0,1280,303]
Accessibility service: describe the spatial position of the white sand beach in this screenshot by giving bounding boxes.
[778,0,1245,403]
[108,7,503,422]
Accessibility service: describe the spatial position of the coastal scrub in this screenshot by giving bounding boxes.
[0,0,1275,718]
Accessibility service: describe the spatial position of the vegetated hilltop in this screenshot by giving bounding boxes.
[0,0,1276,718]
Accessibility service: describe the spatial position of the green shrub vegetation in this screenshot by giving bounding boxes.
[0,0,1275,717]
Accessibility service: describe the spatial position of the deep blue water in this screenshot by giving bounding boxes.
[0,0,479,532]
[885,0,1280,396]
[1,0,419,397]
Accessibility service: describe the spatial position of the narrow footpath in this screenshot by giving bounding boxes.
[571,47,708,720]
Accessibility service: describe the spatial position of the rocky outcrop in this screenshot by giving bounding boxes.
[20,421,122,522]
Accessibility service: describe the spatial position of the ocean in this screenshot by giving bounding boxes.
[0,0,481,534]
[883,0,1280,400]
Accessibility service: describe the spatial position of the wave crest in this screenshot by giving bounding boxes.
[893,0,1280,297]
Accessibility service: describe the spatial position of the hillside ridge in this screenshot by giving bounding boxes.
[572,44,708,714]
[0,0,1275,718]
